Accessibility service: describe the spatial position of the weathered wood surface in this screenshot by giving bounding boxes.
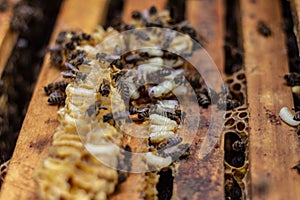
[241,0,300,199]
[172,1,225,200]
[0,0,109,199]
[0,0,19,77]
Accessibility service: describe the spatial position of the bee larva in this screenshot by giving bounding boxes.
[149,131,175,143]
[149,124,177,132]
[279,107,300,126]
[232,140,245,152]
[197,93,210,108]
[157,100,179,110]
[140,49,163,57]
[293,111,300,121]
[99,79,111,97]
[48,90,66,105]
[157,136,182,150]
[145,152,172,168]
[127,81,140,99]
[148,80,177,98]
[149,114,177,126]
[44,81,68,95]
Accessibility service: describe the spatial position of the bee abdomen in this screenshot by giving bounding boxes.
[48,90,66,105]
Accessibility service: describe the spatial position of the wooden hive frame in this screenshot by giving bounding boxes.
[0,0,299,199]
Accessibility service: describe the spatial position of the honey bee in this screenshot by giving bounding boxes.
[99,79,111,97]
[149,6,157,15]
[159,143,190,159]
[116,81,130,102]
[125,53,143,64]
[85,101,107,117]
[44,81,68,95]
[61,71,77,79]
[67,50,86,67]
[157,136,182,150]
[137,109,150,120]
[61,71,87,81]
[197,93,210,108]
[232,140,245,152]
[103,111,130,122]
[217,99,240,110]
[284,73,300,86]
[231,153,245,167]
[153,68,172,77]
[65,42,75,51]
[65,62,79,72]
[166,110,183,124]
[131,11,142,20]
[48,90,66,106]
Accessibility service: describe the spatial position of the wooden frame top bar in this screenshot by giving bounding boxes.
[241,0,300,199]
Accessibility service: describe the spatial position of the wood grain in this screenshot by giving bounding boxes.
[241,0,300,199]
[0,0,19,77]
[0,0,109,199]
[172,1,225,199]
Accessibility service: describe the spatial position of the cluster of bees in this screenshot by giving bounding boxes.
[39,4,253,199]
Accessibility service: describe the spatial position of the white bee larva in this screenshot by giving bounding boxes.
[127,81,140,99]
[279,107,300,126]
[66,85,95,97]
[145,152,172,168]
[144,57,164,65]
[149,131,175,143]
[148,80,178,98]
[85,143,119,155]
[141,48,164,57]
[149,124,177,132]
[149,113,177,126]
[157,100,179,110]
[137,63,160,81]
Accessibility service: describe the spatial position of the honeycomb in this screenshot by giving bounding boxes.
[224,69,250,200]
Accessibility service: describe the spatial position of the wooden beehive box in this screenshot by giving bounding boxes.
[0,0,300,199]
